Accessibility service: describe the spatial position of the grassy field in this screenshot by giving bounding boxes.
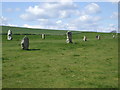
[1,26,80,35]
[2,26,118,88]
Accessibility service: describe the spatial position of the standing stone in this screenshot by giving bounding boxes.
[42,34,45,39]
[7,30,12,40]
[97,35,100,40]
[21,36,29,50]
[96,35,100,40]
[66,31,72,43]
[112,34,115,38]
[83,36,87,41]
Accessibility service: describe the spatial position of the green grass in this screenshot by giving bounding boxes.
[1,26,80,35]
[2,26,118,88]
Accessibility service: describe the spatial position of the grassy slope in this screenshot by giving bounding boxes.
[2,26,118,88]
[1,26,80,35]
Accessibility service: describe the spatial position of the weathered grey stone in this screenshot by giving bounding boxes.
[7,30,12,40]
[112,34,115,38]
[83,36,87,41]
[66,31,72,43]
[96,35,100,40]
[97,35,100,40]
[21,36,29,50]
[42,34,45,39]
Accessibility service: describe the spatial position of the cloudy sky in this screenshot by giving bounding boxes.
[1,1,118,32]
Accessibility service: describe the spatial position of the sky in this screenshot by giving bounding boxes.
[0,1,118,32]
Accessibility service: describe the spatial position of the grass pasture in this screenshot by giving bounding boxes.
[1,26,80,35]
[2,26,118,88]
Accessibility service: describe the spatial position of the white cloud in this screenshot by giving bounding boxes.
[20,2,78,21]
[56,20,62,24]
[23,24,44,29]
[110,12,118,19]
[84,3,101,14]
[73,15,101,24]
[63,14,102,31]
[59,0,73,4]
[18,2,117,33]
[15,8,21,11]
[22,19,67,30]
[20,13,37,21]
[67,24,78,30]
[6,8,21,12]
[7,24,18,27]
[20,4,58,20]
[79,15,92,22]
[6,8,13,12]
[97,23,118,33]
[20,2,103,31]
[26,6,45,15]
[59,10,69,18]
[0,16,18,27]
[107,0,119,2]
[0,16,8,25]
[22,22,117,33]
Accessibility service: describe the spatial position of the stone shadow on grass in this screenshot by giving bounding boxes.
[26,49,41,51]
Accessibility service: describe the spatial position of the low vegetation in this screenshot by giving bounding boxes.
[2,26,118,88]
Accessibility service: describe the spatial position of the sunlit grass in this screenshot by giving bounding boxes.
[2,29,118,88]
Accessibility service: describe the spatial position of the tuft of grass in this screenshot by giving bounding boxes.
[73,54,80,57]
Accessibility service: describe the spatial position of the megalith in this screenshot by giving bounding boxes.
[66,31,73,43]
[42,34,45,39]
[83,36,87,41]
[21,36,29,50]
[7,30,12,40]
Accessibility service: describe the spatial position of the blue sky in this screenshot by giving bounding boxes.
[1,1,118,32]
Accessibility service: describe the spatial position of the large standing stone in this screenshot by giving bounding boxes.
[42,34,45,39]
[21,36,29,50]
[83,36,87,41]
[66,31,72,43]
[7,30,12,40]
